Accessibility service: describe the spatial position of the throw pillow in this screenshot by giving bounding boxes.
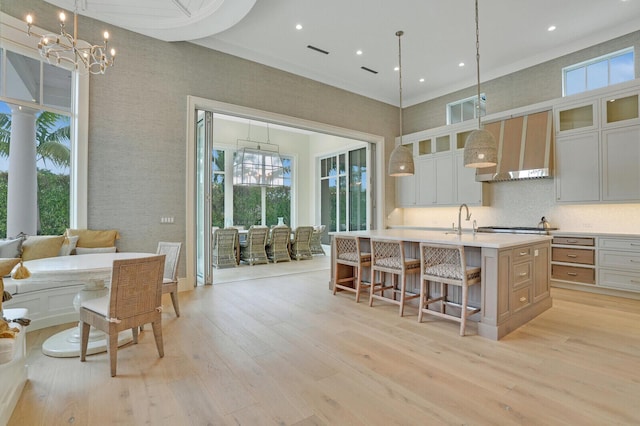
[0,238,23,258]
[58,235,79,256]
[65,229,120,248]
[22,235,65,261]
[0,258,20,278]
[74,246,117,255]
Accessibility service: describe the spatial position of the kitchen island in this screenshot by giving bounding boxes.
[331,229,553,340]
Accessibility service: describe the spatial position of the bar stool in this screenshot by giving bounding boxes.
[332,235,371,302]
[369,238,421,316]
[418,242,481,336]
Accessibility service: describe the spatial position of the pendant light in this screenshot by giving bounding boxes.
[388,30,415,176]
[463,0,497,168]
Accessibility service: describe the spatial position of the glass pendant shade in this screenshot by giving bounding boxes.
[388,144,415,176]
[464,128,497,168]
[233,147,285,187]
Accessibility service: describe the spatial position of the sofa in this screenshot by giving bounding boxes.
[2,229,120,331]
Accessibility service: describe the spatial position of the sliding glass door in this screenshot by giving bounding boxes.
[319,146,368,244]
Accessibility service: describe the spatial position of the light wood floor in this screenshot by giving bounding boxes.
[9,259,640,426]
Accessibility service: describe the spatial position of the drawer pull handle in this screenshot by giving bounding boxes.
[567,272,578,276]
[566,254,577,258]
[567,240,578,243]
[519,297,527,302]
[519,272,528,277]
[631,260,640,263]
[631,280,640,284]
[631,243,640,247]
[519,251,528,256]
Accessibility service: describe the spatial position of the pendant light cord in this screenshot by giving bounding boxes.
[475,0,482,130]
[397,30,404,144]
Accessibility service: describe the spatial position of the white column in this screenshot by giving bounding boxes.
[7,106,38,237]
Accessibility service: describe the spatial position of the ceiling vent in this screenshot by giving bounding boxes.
[307,45,329,55]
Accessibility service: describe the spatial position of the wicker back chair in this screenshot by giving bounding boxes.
[79,255,165,376]
[290,226,313,260]
[267,226,292,263]
[240,226,269,265]
[212,228,239,268]
[310,225,326,255]
[418,243,481,336]
[369,239,421,316]
[157,241,182,316]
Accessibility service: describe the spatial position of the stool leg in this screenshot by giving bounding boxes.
[418,279,425,323]
[369,270,377,307]
[355,265,362,303]
[399,272,405,316]
[460,283,469,336]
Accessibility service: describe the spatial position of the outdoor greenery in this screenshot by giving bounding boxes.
[0,108,71,237]
[0,170,69,237]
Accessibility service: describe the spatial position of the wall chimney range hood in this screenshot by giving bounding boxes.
[475,110,554,182]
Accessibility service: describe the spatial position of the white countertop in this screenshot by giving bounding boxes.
[335,229,551,249]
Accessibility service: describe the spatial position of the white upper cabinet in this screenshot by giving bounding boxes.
[554,83,640,204]
[601,125,640,201]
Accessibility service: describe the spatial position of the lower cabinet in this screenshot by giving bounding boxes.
[551,234,640,296]
[496,241,550,322]
[598,237,640,292]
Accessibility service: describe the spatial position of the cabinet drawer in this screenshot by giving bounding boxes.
[511,287,532,313]
[552,247,595,265]
[512,261,532,288]
[599,238,640,251]
[552,236,595,246]
[551,264,595,284]
[598,268,640,292]
[598,250,640,271]
[513,246,533,262]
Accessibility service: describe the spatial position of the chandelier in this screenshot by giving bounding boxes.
[26,3,116,75]
[233,124,285,187]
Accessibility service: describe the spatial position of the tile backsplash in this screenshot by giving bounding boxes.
[396,178,640,234]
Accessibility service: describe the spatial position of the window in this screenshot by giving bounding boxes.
[563,48,635,96]
[0,47,73,237]
[447,94,486,125]
[232,156,292,227]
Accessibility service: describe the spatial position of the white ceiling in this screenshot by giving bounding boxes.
[44,0,640,106]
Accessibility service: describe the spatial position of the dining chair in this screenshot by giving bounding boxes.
[310,225,326,255]
[79,254,165,377]
[240,226,269,265]
[157,241,182,315]
[267,226,292,263]
[212,228,239,268]
[290,226,313,260]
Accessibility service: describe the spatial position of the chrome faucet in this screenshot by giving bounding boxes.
[458,203,471,235]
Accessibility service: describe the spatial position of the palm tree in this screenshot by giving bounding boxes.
[0,109,71,169]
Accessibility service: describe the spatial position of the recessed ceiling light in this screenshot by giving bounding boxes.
[459,62,465,67]
[394,66,399,71]
[419,78,425,83]
[356,50,363,55]
[295,24,302,30]
[548,25,556,32]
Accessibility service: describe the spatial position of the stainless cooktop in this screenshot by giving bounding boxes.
[476,226,557,235]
